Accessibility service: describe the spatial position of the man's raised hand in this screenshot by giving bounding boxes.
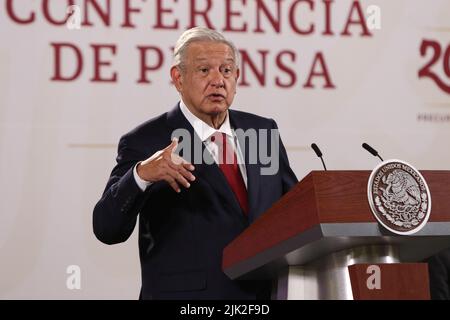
[136,138,196,193]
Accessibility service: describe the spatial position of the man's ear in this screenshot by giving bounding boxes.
[170,66,182,92]
[235,68,240,81]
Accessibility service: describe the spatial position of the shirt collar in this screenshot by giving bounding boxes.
[179,100,233,142]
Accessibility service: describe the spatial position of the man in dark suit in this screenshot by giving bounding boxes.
[427,248,450,300]
[93,27,298,299]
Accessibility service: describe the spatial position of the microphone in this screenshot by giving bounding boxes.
[311,143,327,171]
[362,143,384,161]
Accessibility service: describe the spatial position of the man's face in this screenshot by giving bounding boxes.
[171,41,239,120]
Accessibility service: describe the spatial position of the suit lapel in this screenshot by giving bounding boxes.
[166,104,245,220]
[192,134,245,218]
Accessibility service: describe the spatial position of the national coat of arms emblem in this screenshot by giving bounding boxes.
[367,160,431,235]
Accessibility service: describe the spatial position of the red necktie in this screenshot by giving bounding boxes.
[211,132,249,215]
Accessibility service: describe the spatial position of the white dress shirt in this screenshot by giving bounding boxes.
[133,100,248,191]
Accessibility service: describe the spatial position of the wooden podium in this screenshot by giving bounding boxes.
[222,171,450,300]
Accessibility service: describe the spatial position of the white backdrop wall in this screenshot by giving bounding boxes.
[1,0,449,299]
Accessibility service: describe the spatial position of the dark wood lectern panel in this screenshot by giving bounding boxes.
[313,170,450,223]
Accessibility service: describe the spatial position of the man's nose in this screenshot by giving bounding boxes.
[209,69,225,88]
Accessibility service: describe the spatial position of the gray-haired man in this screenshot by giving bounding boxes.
[93,27,298,299]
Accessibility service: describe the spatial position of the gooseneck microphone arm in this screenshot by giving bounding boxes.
[311,143,327,171]
[362,143,384,161]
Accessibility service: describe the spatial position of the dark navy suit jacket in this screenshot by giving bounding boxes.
[93,104,298,299]
[427,248,450,300]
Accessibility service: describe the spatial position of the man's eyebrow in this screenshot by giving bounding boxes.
[193,58,235,62]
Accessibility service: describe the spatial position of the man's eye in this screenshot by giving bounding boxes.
[200,68,209,73]
[221,67,233,75]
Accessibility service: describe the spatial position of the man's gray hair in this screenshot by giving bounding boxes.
[173,27,240,69]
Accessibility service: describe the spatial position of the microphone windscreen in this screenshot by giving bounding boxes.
[362,143,378,156]
[311,143,323,157]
